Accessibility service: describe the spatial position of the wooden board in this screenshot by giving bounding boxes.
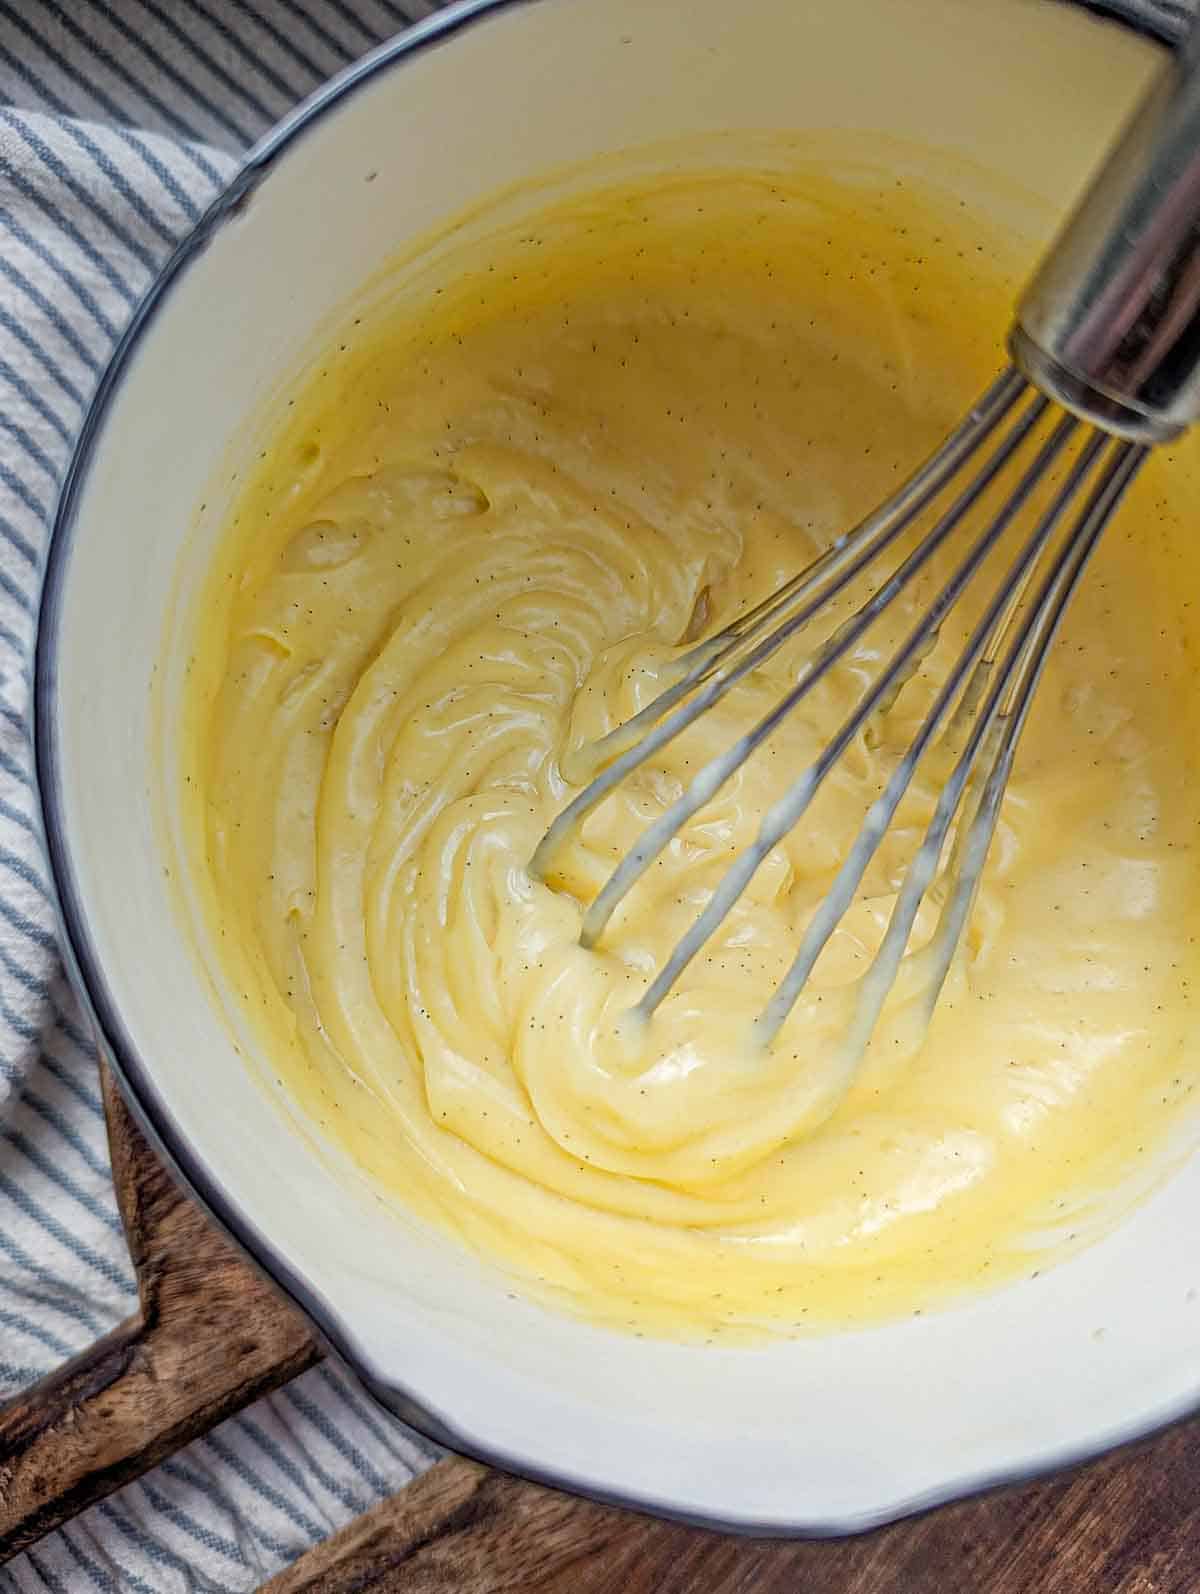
[4,1065,1200,1590]
[0,1067,319,1555]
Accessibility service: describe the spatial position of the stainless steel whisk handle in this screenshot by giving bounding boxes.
[1012,20,1200,442]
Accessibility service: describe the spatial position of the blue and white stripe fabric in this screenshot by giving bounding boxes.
[0,5,442,1589]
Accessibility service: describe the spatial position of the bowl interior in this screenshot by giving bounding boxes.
[40,0,1200,1532]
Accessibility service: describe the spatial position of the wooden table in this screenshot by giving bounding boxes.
[2,1065,1199,1591]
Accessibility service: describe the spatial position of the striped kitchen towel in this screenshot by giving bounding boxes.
[0,6,446,1591]
[0,0,1193,1590]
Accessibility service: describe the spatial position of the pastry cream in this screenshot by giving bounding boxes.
[181,156,1200,1338]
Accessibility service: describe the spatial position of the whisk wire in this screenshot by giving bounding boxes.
[529,368,1030,882]
[531,355,1148,1053]
[666,368,1031,675]
[910,440,1147,1013]
[624,401,1079,1017]
[570,381,1050,952]
[798,436,1146,1061]
[750,420,1102,1046]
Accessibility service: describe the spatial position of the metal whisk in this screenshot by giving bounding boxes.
[530,25,1200,1053]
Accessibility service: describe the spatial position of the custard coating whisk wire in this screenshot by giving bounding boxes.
[529,371,1144,1044]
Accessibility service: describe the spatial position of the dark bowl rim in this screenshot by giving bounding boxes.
[32,0,1194,1542]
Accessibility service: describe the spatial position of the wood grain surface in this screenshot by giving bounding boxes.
[4,1065,1200,1592]
[0,1068,319,1558]
[262,1424,1200,1594]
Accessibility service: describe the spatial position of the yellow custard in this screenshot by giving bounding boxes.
[181,158,1200,1338]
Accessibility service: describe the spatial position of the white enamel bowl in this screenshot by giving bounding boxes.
[36,0,1200,1536]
